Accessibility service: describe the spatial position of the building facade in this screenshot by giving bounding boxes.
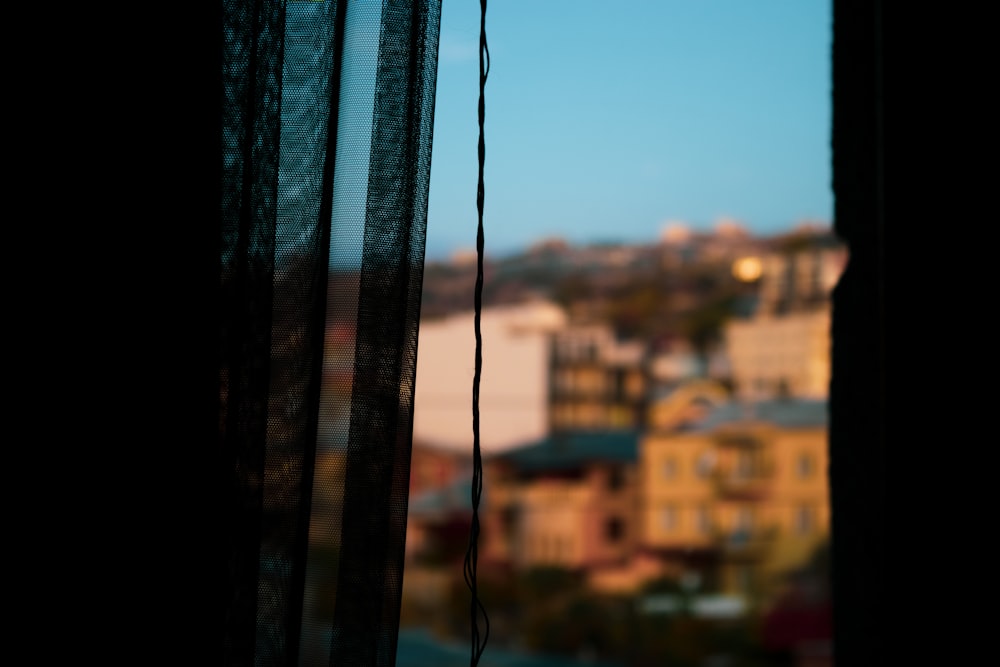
[548,325,648,432]
[725,309,832,400]
[412,300,567,453]
[641,400,830,603]
[724,239,846,401]
[481,432,640,574]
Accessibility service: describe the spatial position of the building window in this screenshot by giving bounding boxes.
[797,453,814,479]
[696,505,712,534]
[605,517,624,542]
[796,505,814,534]
[696,451,715,478]
[663,457,678,480]
[607,466,625,491]
[777,378,791,398]
[735,506,753,533]
[501,506,517,536]
[736,450,754,480]
[614,370,625,398]
[625,371,643,398]
[661,506,678,532]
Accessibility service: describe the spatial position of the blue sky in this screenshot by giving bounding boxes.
[425,0,832,259]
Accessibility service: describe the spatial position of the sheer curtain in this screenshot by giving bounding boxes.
[219,1,441,664]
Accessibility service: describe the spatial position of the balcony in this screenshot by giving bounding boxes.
[711,463,773,500]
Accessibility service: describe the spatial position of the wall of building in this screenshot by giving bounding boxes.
[640,419,829,600]
[642,431,719,551]
[725,310,831,400]
[549,325,647,432]
[480,460,639,572]
[412,301,566,453]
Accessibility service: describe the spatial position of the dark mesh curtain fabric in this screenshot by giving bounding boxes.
[219,1,441,664]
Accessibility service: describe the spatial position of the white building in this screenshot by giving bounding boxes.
[412,300,567,454]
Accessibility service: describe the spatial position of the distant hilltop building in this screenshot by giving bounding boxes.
[658,217,750,244]
[656,218,766,270]
[449,247,479,265]
[713,217,749,239]
[527,237,570,254]
[659,221,693,245]
[792,219,830,234]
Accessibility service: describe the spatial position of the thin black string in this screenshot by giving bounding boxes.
[465,0,490,665]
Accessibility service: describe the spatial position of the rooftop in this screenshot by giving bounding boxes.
[491,430,640,472]
[691,399,828,431]
[409,476,471,518]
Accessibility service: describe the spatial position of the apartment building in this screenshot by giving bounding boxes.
[481,431,640,573]
[641,399,829,603]
[548,325,647,432]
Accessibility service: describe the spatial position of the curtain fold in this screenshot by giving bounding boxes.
[219,1,441,664]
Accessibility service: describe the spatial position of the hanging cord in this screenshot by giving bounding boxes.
[465,1,490,665]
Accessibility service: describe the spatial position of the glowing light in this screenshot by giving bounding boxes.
[732,257,763,282]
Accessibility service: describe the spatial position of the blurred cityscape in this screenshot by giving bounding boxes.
[317,220,844,666]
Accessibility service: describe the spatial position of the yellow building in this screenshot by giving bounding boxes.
[641,400,829,603]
